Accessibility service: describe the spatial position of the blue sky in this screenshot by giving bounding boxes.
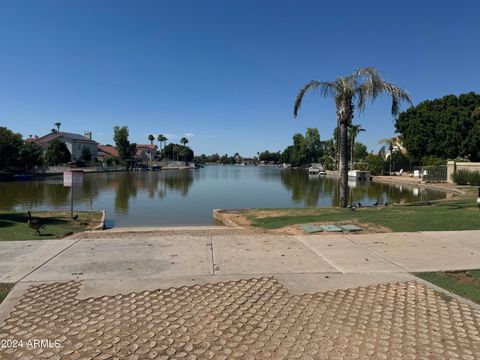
[1,0,479,156]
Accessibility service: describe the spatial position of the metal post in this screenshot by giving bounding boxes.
[70,182,74,218]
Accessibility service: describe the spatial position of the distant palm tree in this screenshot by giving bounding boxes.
[378,137,396,174]
[157,134,167,151]
[349,124,366,168]
[294,67,411,207]
[54,122,61,131]
[180,137,189,146]
[180,137,189,165]
[147,134,155,145]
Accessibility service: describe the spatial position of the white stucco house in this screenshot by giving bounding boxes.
[28,131,98,161]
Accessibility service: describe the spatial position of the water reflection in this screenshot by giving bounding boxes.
[0,166,447,226]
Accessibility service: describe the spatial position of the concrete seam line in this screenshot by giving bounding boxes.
[343,235,409,272]
[17,239,82,283]
[294,236,344,273]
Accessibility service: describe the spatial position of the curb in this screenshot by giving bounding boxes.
[93,210,106,230]
[212,209,243,228]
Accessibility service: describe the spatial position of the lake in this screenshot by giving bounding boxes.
[0,166,448,227]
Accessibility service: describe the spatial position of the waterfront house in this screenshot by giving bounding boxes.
[31,131,98,161]
[136,144,158,163]
[97,145,119,162]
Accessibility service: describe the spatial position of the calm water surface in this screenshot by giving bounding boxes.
[0,166,448,227]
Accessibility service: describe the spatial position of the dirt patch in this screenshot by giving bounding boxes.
[216,210,391,235]
[446,270,480,287]
[249,208,337,219]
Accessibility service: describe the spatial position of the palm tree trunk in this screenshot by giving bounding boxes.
[350,134,354,169]
[339,122,349,207]
[336,121,341,171]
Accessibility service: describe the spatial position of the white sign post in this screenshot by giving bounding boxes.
[63,170,84,218]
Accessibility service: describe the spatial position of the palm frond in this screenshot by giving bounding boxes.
[381,81,413,115]
[355,69,412,115]
[293,80,337,117]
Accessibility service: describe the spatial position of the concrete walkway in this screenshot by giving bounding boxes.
[2,229,480,285]
[1,228,480,359]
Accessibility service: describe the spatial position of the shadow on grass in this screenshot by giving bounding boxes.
[0,213,72,226]
[0,220,14,228]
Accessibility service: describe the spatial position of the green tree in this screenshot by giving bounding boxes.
[113,126,136,166]
[365,154,384,175]
[44,139,71,165]
[163,143,194,163]
[348,124,365,168]
[353,142,368,161]
[18,142,44,170]
[0,127,23,169]
[294,67,411,206]
[80,147,92,163]
[54,122,61,132]
[304,128,323,163]
[395,92,480,160]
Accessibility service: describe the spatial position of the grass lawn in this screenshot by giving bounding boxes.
[0,283,14,304]
[245,197,480,232]
[0,211,103,241]
[415,270,480,304]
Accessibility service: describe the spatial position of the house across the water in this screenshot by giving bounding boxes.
[29,131,98,161]
[136,144,158,163]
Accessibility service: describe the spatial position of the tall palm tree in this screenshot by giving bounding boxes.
[54,122,61,132]
[349,124,366,168]
[180,137,189,146]
[157,134,167,151]
[147,134,155,145]
[294,67,411,207]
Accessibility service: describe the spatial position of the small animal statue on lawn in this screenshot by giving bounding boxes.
[27,211,45,235]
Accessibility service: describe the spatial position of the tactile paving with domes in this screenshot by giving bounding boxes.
[1,278,480,359]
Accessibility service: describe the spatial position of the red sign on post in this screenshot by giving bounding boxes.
[63,170,84,187]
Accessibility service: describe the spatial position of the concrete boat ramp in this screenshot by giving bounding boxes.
[1,227,480,359]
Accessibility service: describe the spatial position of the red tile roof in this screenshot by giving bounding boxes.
[98,145,119,157]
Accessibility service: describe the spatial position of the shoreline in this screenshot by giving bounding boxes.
[323,170,465,195]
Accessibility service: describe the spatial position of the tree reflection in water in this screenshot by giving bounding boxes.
[0,167,447,225]
[280,169,446,207]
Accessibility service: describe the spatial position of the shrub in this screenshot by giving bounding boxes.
[451,169,480,186]
[468,171,480,186]
[353,161,368,171]
[422,156,447,166]
[451,169,469,185]
[365,154,384,175]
